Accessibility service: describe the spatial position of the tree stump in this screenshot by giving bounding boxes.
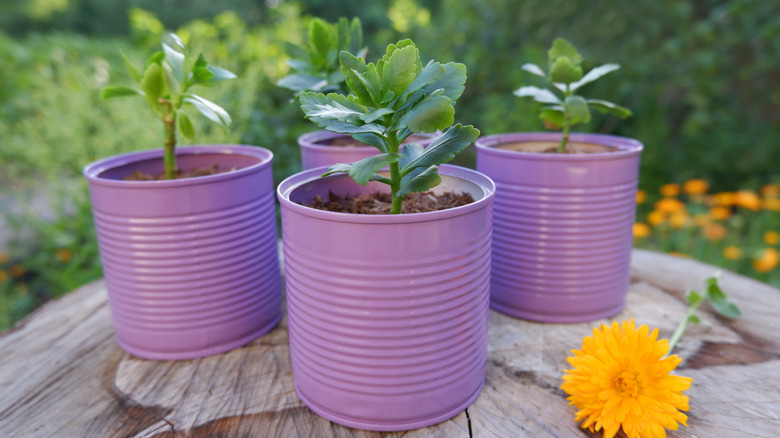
[1,249,778,437]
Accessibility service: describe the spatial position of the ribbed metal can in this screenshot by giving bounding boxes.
[476,133,642,323]
[277,165,495,431]
[83,145,282,360]
[298,130,435,170]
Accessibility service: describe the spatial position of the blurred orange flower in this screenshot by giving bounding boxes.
[655,198,686,214]
[723,246,741,260]
[710,192,735,207]
[735,190,761,211]
[633,223,651,239]
[709,206,731,221]
[0,251,8,264]
[660,183,680,197]
[693,214,711,227]
[10,264,25,278]
[636,189,647,204]
[760,183,780,197]
[764,231,780,246]
[683,179,709,195]
[670,211,690,229]
[647,211,665,226]
[753,248,779,273]
[702,224,727,241]
[764,198,780,212]
[0,270,7,283]
[56,248,73,263]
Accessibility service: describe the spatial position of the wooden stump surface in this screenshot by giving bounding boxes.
[1,249,778,437]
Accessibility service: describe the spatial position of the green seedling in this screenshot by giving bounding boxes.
[516,37,632,153]
[299,39,480,214]
[100,32,235,179]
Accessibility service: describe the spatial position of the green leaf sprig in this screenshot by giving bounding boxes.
[666,273,741,356]
[100,32,236,179]
[515,38,632,153]
[299,39,480,214]
[277,17,365,96]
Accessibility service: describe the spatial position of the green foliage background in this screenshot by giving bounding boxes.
[0,0,778,328]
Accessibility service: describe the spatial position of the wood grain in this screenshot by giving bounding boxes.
[1,249,778,437]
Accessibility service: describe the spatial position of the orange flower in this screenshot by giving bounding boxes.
[764,231,780,246]
[660,183,680,197]
[683,179,709,195]
[0,270,7,283]
[10,264,25,278]
[709,206,731,221]
[702,224,727,241]
[753,248,779,273]
[647,210,666,226]
[710,192,735,207]
[655,198,686,214]
[669,211,690,229]
[723,246,741,260]
[635,190,647,204]
[56,248,73,263]
[0,251,8,264]
[735,190,761,211]
[633,223,651,239]
[760,183,780,197]
[764,198,780,212]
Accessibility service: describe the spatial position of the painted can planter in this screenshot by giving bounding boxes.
[277,165,495,431]
[83,145,282,360]
[475,133,642,323]
[298,130,435,170]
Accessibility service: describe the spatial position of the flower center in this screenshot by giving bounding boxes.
[614,370,641,397]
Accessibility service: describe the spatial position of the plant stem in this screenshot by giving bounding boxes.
[665,299,702,358]
[387,131,403,214]
[558,85,571,153]
[160,99,177,179]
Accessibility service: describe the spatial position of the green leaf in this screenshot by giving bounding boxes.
[284,41,309,61]
[550,56,583,84]
[321,163,352,177]
[146,51,165,66]
[345,153,402,185]
[521,63,547,79]
[514,86,561,104]
[352,133,389,153]
[706,277,742,318]
[177,111,195,141]
[339,50,367,75]
[687,314,702,324]
[162,42,185,83]
[565,95,591,124]
[686,290,703,305]
[360,107,395,123]
[587,99,633,119]
[539,108,564,129]
[396,60,446,104]
[401,124,479,173]
[349,18,363,54]
[382,44,420,97]
[165,32,186,51]
[421,62,467,102]
[309,18,334,59]
[299,92,366,123]
[183,94,231,129]
[206,66,236,83]
[570,63,620,91]
[194,53,208,69]
[398,95,454,133]
[141,62,165,106]
[397,165,441,197]
[308,119,385,136]
[548,37,581,65]
[191,66,215,84]
[120,51,142,82]
[277,73,328,92]
[162,62,180,99]
[399,143,425,170]
[100,85,143,99]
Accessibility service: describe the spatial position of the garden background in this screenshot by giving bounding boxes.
[1,0,778,330]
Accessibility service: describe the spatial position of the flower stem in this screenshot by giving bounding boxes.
[160,99,177,179]
[666,301,701,357]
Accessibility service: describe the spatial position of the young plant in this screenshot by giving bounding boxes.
[298,39,480,214]
[100,33,236,179]
[666,273,741,355]
[515,37,632,153]
[277,17,366,96]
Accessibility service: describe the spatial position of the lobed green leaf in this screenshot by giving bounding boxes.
[548,37,581,65]
[401,124,479,174]
[550,56,583,84]
[398,94,454,133]
[397,165,441,198]
[565,95,591,124]
[345,153,402,185]
[382,44,420,98]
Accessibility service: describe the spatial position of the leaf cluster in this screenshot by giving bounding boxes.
[514,37,632,131]
[298,39,479,207]
[277,17,365,95]
[100,32,235,142]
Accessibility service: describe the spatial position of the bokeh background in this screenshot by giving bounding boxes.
[1,0,778,329]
